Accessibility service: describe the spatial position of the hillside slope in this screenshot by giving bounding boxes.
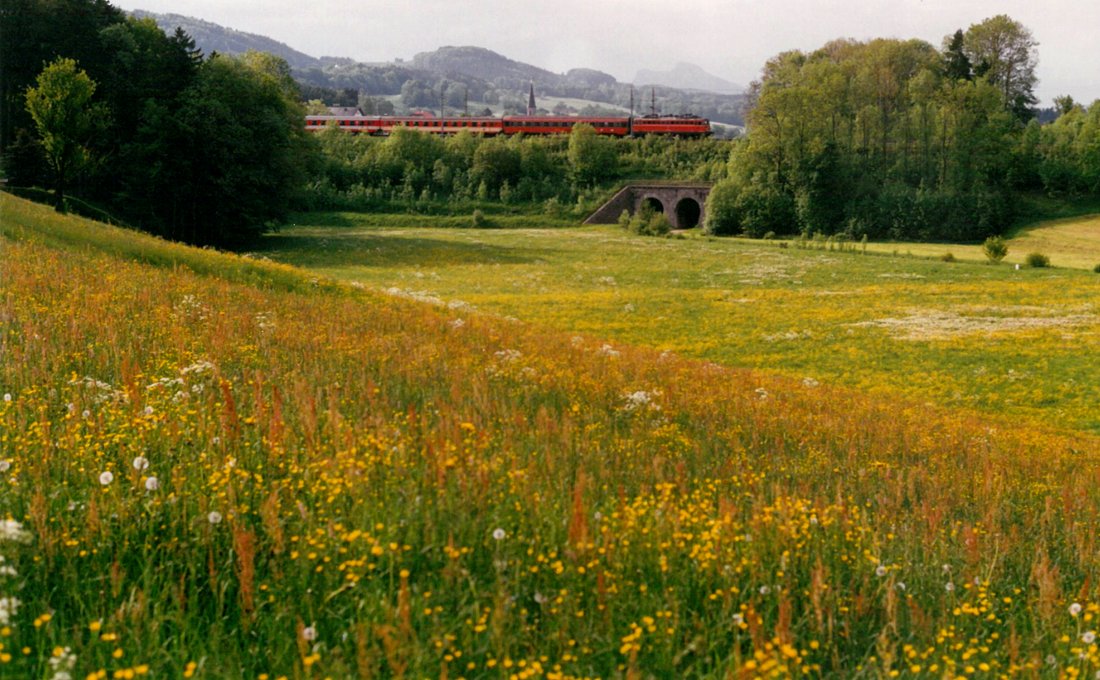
[133,10,321,69]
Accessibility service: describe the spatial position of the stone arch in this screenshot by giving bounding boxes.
[675,197,702,228]
[641,196,665,214]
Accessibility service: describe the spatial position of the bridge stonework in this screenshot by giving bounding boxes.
[584,182,713,230]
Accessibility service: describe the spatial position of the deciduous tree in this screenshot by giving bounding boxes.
[24,57,106,210]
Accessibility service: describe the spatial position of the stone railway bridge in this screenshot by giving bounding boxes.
[584,182,713,230]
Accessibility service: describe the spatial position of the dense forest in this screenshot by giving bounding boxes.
[705,16,1100,240]
[2,0,310,245]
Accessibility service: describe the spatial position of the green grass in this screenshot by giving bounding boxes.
[255,212,1100,435]
[8,192,1100,678]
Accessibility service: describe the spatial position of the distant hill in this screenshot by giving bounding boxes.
[635,63,743,94]
[129,14,745,126]
[131,10,322,70]
[411,46,560,89]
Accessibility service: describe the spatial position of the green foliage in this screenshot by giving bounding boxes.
[983,236,1009,262]
[941,252,957,262]
[568,123,616,186]
[23,57,106,210]
[1025,252,1050,268]
[733,21,1052,243]
[1094,263,1100,274]
[621,203,670,237]
[470,208,489,228]
[702,177,742,235]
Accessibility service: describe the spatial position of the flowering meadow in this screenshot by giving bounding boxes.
[4,193,1100,679]
[261,216,1100,436]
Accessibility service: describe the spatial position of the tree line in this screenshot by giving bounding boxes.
[705,15,1100,241]
[303,123,729,215]
[2,0,309,246]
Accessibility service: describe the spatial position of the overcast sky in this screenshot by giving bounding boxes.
[115,0,1100,106]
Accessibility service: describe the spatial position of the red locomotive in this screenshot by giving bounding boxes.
[305,113,710,137]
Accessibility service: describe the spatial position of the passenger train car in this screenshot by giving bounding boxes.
[305,113,710,137]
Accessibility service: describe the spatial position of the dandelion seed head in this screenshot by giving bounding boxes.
[301,625,317,641]
[98,471,114,486]
[145,476,159,492]
[1071,603,1083,616]
[492,528,506,541]
[208,511,223,525]
[132,456,149,471]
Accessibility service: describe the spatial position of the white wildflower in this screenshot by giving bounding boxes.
[759,585,770,595]
[0,461,9,474]
[875,564,887,577]
[596,343,620,358]
[98,471,114,486]
[301,625,317,641]
[2,394,10,402]
[1083,631,1096,644]
[492,528,506,541]
[208,511,223,525]
[449,318,465,329]
[132,456,149,471]
[945,582,955,592]
[0,596,19,625]
[144,477,159,492]
[143,405,154,416]
[1071,602,1083,616]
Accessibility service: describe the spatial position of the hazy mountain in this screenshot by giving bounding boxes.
[130,14,744,125]
[131,10,322,70]
[411,46,562,89]
[635,62,743,94]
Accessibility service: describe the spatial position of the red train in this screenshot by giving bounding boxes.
[304,113,711,137]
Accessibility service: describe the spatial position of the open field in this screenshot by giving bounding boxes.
[5,193,1100,678]
[258,214,1100,435]
[842,212,1100,270]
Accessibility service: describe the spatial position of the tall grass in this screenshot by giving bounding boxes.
[3,194,1100,677]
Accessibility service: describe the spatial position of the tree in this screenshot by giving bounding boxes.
[963,15,1038,120]
[168,52,313,244]
[702,177,743,235]
[24,57,106,210]
[942,30,972,81]
[568,123,615,186]
[1053,95,1078,117]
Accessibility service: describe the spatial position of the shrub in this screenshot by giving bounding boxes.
[702,178,742,235]
[1026,252,1050,268]
[1094,263,1100,273]
[471,209,489,228]
[762,231,776,240]
[636,211,671,237]
[982,236,1008,263]
[941,252,956,262]
[617,209,632,230]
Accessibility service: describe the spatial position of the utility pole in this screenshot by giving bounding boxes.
[650,87,657,116]
[440,82,447,118]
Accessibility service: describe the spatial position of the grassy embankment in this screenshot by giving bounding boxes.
[4,192,1100,678]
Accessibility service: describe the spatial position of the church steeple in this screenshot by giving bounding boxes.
[527,82,536,115]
